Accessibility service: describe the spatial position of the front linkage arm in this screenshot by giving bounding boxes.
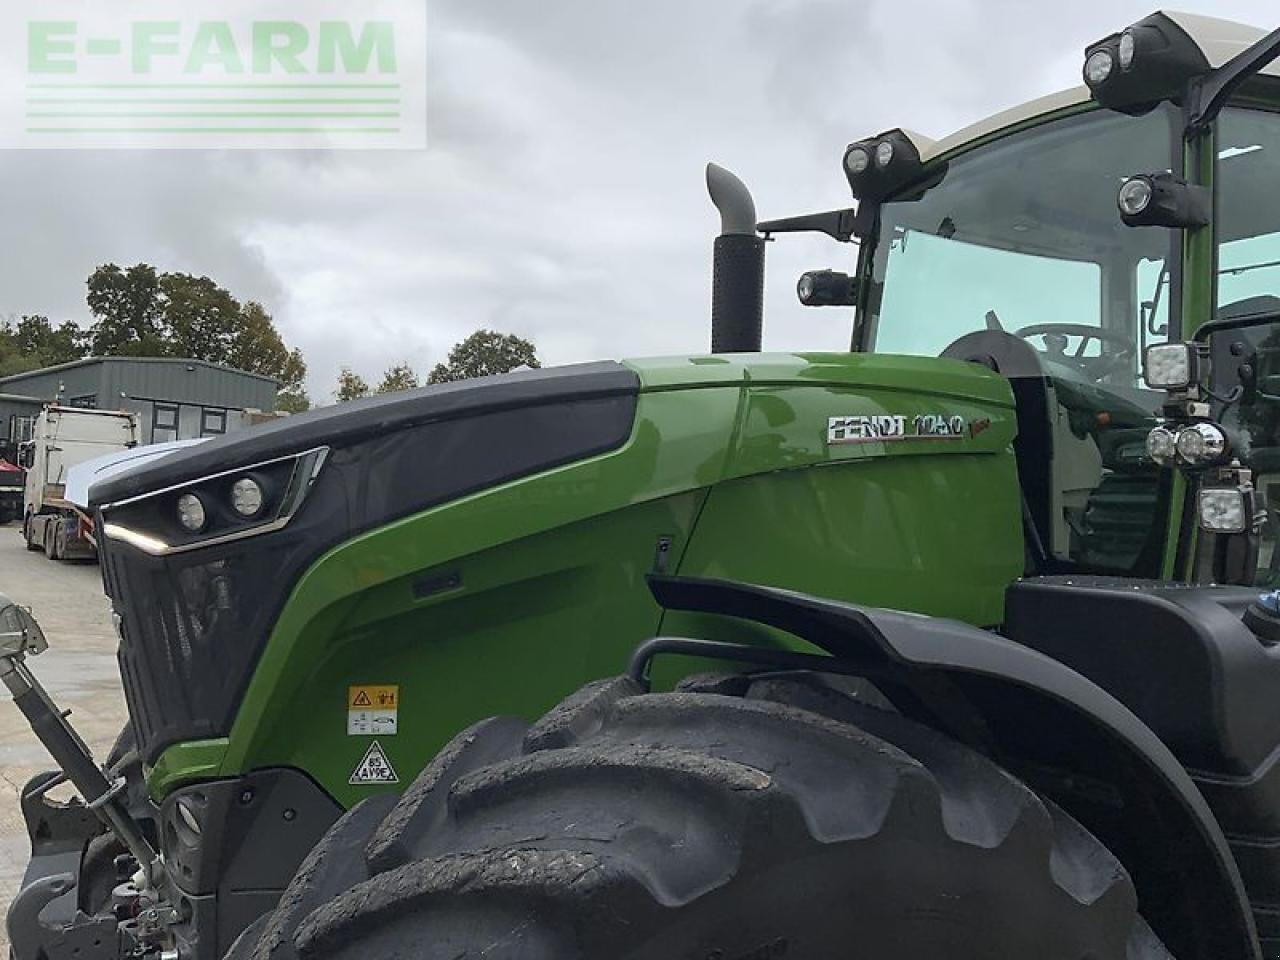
[0,603,176,960]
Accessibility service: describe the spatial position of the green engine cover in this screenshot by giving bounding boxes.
[149,352,1022,805]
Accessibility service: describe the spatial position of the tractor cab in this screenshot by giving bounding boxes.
[742,10,1280,588]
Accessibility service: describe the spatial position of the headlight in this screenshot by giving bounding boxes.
[1084,49,1114,86]
[231,477,265,518]
[844,147,870,175]
[1143,342,1196,390]
[842,130,926,201]
[1118,31,1136,70]
[1175,422,1228,466]
[102,446,328,557]
[176,493,207,533]
[796,270,857,307]
[797,274,815,304]
[1083,14,1210,116]
[1116,171,1209,229]
[1199,487,1247,534]
[1145,426,1177,465]
[1117,177,1153,217]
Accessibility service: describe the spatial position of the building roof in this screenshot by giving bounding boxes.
[914,11,1277,163]
[0,355,278,387]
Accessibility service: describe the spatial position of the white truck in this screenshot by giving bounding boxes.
[20,405,138,561]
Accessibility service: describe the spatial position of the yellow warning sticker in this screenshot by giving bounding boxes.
[348,685,399,736]
[348,685,398,709]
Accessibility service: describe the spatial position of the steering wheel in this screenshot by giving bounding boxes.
[1013,323,1134,381]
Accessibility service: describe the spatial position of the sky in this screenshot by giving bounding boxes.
[1,0,1277,404]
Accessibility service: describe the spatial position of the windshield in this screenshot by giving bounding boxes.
[862,105,1178,396]
[1214,105,1280,584]
[859,106,1180,577]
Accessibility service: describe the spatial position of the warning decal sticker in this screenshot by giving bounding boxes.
[348,684,399,736]
[349,741,399,785]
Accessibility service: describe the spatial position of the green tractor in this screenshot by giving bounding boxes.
[7,9,1280,959]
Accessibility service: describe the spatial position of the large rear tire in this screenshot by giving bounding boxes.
[234,673,1172,960]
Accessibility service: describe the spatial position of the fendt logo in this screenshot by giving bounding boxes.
[827,413,968,445]
[0,1,427,149]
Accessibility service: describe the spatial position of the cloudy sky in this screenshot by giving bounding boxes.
[1,0,1277,403]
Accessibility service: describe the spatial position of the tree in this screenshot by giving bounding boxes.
[161,273,241,361]
[86,263,166,356]
[334,367,371,403]
[230,302,309,412]
[375,362,419,394]
[0,315,89,377]
[84,263,309,413]
[427,330,540,385]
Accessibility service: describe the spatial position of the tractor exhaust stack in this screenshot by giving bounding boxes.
[707,163,764,353]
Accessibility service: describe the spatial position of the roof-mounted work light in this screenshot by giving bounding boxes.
[1086,12,1280,132]
[1083,13,1210,115]
[842,129,927,201]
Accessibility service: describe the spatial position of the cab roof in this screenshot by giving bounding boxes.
[906,11,1277,164]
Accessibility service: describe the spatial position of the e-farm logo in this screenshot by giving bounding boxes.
[1,2,426,149]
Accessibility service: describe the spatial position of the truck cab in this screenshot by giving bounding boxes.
[21,405,138,560]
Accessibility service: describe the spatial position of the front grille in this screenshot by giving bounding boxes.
[103,534,314,764]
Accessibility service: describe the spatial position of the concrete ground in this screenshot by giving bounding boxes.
[0,520,125,951]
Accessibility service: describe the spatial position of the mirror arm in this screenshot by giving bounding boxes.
[758,207,860,243]
[1186,25,1280,134]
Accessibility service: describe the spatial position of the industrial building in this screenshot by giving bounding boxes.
[0,357,279,448]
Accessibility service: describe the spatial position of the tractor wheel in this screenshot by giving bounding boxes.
[43,523,57,560]
[54,522,68,562]
[233,672,1171,960]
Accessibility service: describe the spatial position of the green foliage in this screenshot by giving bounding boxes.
[375,362,419,395]
[427,329,540,385]
[85,263,308,411]
[334,367,371,403]
[0,315,89,378]
[86,263,166,357]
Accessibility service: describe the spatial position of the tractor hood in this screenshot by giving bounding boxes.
[93,350,1015,769]
[89,353,1009,510]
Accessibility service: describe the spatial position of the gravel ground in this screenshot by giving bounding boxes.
[0,521,125,952]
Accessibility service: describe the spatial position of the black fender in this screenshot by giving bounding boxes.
[648,574,1259,960]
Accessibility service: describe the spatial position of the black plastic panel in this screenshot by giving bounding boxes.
[1006,576,1280,950]
[160,768,342,960]
[99,365,639,765]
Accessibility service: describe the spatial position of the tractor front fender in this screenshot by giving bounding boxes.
[648,574,1259,960]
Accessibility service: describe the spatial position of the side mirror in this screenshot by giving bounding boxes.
[0,595,48,658]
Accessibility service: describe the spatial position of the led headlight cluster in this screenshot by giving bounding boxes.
[1146,421,1228,468]
[101,447,328,557]
[1083,13,1210,115]
[842,129,928,201]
